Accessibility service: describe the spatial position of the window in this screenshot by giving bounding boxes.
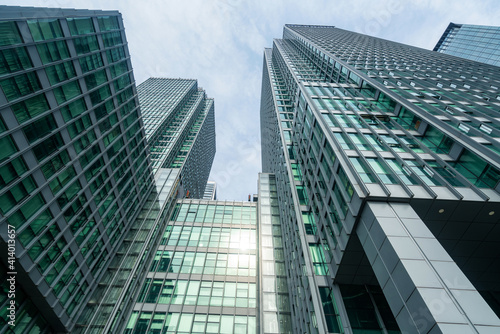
[0,156,28,190]
[453,150,500,188]
[68,114,92,138]
[40,150,70,179]
[37,40,70,64]
[84,69,107,90]
[73,35,99,55]
[319,287,343,333]
[296,185,308,206]
[67,17,95,35]
[334,132,354,150]
[97,16,119,31]
[302,212,317,235]
[427,161,464,187]
[348,133,370,150]
[46,61,76,85]
[420,125,453,154]
[59,98,87,122]
[33,133,64,162]
[333,184,348,216]
[309,244,329,275]
[22,114,57,144]
[18,209,52,246]
[102,31,122,47]
[0,175,36,214]
[79,53,103,73]
[366,158,398,184]
[53,80,81,104]
[106,47,126,64]
[0,135,17,162]
[0,47,32,76]
[89,85,111,106]
[79,144,101,168]
[11,94,50,124]
[386,160,418,185]
[0,21,23,46]
[113,73,131,91]
[0,72,41,101]
[340,285,384,333]
[395,107,422,131]
[291,163,302,181]
[337,167,354,199]
[7,193,45,228]
[27,19,63,41]
[94,99,114,121]
[49,166,76,194]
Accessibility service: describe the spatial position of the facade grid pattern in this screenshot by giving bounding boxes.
[260,24,500,334]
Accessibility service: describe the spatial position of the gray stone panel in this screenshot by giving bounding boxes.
[358,201,500,334]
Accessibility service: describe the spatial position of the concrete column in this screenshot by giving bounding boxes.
[356,201,500,334]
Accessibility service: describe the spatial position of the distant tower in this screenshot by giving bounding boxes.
[434,23,500,66]
[138,78,216,198]
[261,24,500,334]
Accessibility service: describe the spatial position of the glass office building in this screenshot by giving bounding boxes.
[138,78,216,199]
[434,23,500,66]
[122,199,258,333]
[0,6,155,333]
[261,25,500,333]
[0,6,216,334]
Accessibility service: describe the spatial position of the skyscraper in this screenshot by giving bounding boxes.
[434,23,500,66]
[0,5,217,333]
[122,198,258,333]
[261,24,500,334]
[74,78,216,333]
[0,6,155,333]
[137,78,216,199]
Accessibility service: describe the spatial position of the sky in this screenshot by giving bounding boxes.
[3,0,500,200]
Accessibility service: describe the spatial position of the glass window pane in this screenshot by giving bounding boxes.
[37,40,70,64]
[46,61,76,85]
[0,72,41,101]
[0,134,18,162]
[67,17,95,35]
[27,19,63,41]
[98,16,119,31]
[0,21,23,46]
[0,47,32,76]
[73,35,99,54]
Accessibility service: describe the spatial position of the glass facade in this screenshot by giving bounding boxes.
[124,200,258,334]
[138,78,216,198]
[203,180,217,200]
[257,174,292,334]
[0,7,154,333]
[434,23,500,66]
[3,5,500,334]
[260,24,500,334]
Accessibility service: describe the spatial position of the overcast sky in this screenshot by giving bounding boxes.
[3,0,500,200]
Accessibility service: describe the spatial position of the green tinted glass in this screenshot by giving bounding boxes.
[0,47,32,76]
[0,21,23,46]
[67,17,95,35]
[27,19,63,41]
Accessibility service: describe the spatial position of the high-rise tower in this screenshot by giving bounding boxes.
[137,78,216,199]
[434,23,500,66]
[0,6,154,332]
[74,78,216,333]
[0,5,218,333]
[261,24,500,334]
